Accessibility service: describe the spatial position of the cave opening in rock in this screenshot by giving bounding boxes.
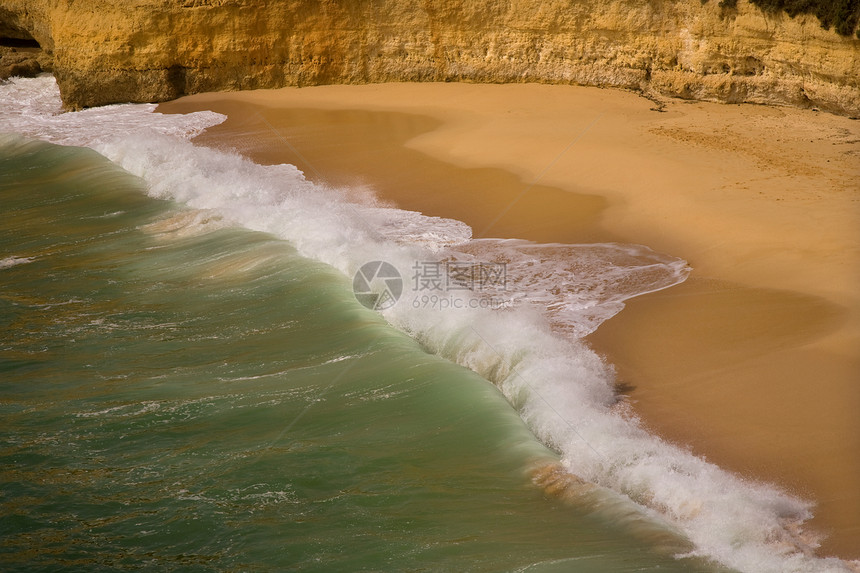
[0,36,40,48]
[0,25,48,80]
[0,19,41,49]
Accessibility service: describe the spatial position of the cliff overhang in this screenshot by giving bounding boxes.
[1,0,858,115]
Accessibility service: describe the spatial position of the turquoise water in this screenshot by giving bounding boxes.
[0,138,720,571]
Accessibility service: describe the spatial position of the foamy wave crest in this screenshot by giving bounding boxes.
[2,75,856,573]
[407,310,852,572]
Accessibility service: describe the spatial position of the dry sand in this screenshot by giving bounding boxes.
[159,82,860,559]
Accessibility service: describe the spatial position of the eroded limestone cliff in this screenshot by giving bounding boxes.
[1,0,858,114]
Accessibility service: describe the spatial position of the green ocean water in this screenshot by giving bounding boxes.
[0,138,726,571]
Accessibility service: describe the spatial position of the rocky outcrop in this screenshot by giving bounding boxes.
[0,3,51,80]
[0,45,50,80]
[0,0,858,115]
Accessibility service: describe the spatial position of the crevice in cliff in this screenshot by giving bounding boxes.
[167,64,188,98]
[0,35,38,48]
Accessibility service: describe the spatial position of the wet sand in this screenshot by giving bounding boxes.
[159,82,860,558]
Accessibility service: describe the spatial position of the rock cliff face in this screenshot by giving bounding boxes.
[1,0,858,114]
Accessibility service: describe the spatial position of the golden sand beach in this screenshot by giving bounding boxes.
[160,83,860,558]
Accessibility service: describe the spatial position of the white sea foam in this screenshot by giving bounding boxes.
[0,75,222,145]
[2,76,856,573]
[0,256,34,269]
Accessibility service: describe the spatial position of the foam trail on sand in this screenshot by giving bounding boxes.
[2,76,857,573]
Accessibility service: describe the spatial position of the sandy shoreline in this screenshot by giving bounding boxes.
[159,82,860,559]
